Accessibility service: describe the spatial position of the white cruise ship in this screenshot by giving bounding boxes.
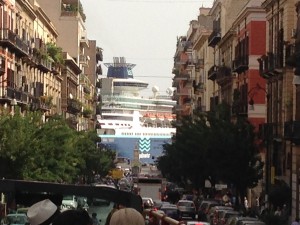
[97,57,176,164]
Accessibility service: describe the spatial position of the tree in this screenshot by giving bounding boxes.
[157,104,264,203]
[0,110,115,183]
[0,110,42,179]
[23,115,80,182]
[74,130,116,183]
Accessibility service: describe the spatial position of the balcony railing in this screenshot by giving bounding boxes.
[67,98,82,114]
[232,55,249,74]
[208,30,221,47]
[194,83,204,94]
[0,28,29,57]
[37,57,53,72]
[258,52,283,79]
[208,65,218,80]
[284,121,300,145]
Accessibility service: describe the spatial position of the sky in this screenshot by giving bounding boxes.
[81,0,214,97]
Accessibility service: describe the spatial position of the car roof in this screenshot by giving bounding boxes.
[186,221,210,225]
[161,204,177,209]
[178,199,194,203]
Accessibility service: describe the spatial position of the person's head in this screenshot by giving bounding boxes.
[109,208,144,225]
[27,199,60,225]
[52,209,92,225]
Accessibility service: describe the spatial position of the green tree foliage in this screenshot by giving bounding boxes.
[0,111,115,183]
[74,130,116,183]
[0,109,42,179]
[157,104,264,199]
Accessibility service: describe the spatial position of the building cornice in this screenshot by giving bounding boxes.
[16,0,36,19]
[232,7,266,29]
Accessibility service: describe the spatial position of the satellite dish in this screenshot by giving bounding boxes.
[166,87,174,96]
[69,93,73,99]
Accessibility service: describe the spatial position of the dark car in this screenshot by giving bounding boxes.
[208,205,234,224]
[217,210,241,225]
[197,199,221,221]
[160,204,180,220]
[177,200,196,219]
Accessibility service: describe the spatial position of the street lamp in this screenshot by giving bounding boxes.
[248,83,271,202]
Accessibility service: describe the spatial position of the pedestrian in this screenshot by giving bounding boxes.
[244,197,249,210]
[52,209,92,225]
[27,199,60,225]
[291,217,300,225]
[109,208,144,225]
[91,213,100,225]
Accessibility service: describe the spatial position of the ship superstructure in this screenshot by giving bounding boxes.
[97,57,176,163]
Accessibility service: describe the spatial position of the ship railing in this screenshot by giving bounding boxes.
[143,209,184,225]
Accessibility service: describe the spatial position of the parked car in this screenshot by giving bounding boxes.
[208,205,234,224]
[160,204,180,220]
[226,216,260,225]
[197,199,221,221]
[61,195,78,210]
[142,197,154,209]
[1,213,29,225]
[186,221,210,225]
[177,200,196,219]
[217,210,241,225]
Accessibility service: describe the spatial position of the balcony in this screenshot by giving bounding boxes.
[67,98,82,114]
[0,58,5,75]
[0,28,29,57]
[80,31,89,48]
[216,65,231,83]
[284,121,300,145]
[232,55,249,74]
[37,57,53,72]
[173,71,190,81]
[79,55,89,67]
[195,58,204,71]
[208,65,218,80]
[258,52,283,79]
[258,123,279,140]
[208,30,221,47]
[194,83,204,94]
[61,1,86,22]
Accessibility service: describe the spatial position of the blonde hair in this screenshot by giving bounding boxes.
[109,208,144,225]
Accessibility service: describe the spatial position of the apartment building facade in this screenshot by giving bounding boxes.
[173,0,300,217]
[0,0,63,118]
[0,0,101,131]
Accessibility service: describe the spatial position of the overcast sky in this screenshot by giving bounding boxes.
[81,0,214,97]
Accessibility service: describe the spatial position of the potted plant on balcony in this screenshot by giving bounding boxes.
[40,95,53,107]
[82,107,92,118]
[47,43,64,66]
